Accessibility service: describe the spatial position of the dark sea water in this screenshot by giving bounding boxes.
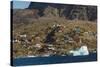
[12,53,97,66]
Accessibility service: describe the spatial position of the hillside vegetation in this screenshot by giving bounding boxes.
[12,17,97,58]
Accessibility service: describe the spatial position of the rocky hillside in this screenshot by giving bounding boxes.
[12,2,97,58]
[28,2,97,21]
[12,2,97,25]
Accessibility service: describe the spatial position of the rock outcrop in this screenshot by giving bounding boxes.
[28,2,97,21]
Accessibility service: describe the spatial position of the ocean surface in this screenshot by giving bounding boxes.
[12,53,97,66]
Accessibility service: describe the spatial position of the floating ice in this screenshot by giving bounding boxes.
[69,46,89,56]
